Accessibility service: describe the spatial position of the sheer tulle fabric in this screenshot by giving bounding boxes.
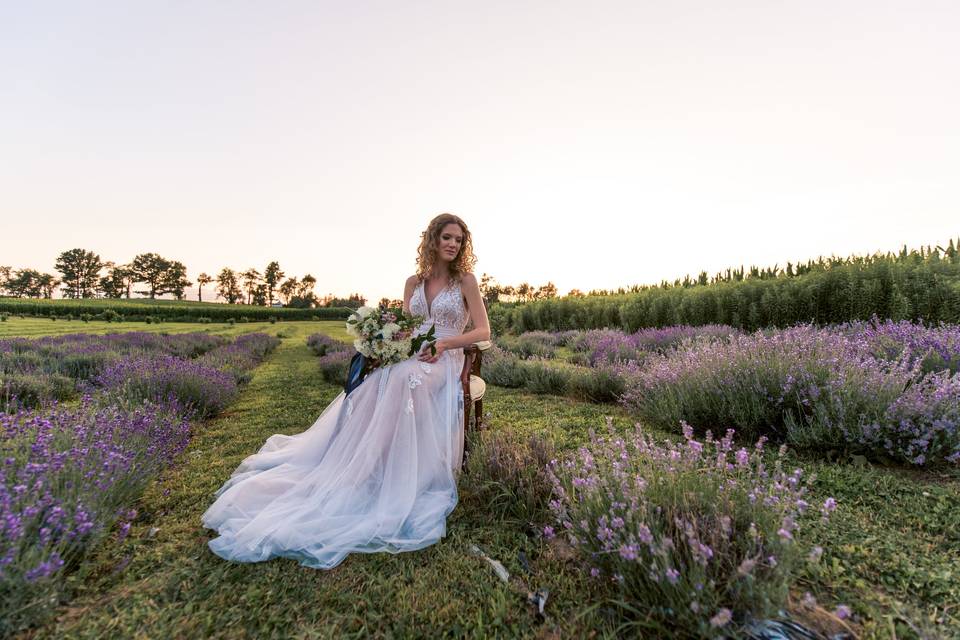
[201,280,468,570]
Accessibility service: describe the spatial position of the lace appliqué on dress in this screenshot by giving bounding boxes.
[408,373,423,390]
[419,362,432,374]
[405,398,414,414]
[410,279,469,337]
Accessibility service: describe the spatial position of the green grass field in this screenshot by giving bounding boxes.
[7,321,958,639]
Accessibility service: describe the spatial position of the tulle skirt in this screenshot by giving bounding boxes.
[201,345,466,570]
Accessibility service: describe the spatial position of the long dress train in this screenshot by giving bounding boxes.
[201,278,469,569]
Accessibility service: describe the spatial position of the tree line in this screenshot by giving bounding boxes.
[0,249,367,308]
[490,238,960,334]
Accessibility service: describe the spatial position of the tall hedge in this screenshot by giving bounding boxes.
[0,298,352,322]
[492,247,960,334]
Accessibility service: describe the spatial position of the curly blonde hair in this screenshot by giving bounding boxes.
[415,213,477,283]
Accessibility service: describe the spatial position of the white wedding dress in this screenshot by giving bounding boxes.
[201,278,469,569]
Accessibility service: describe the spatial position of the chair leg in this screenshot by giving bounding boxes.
[475,399,484,430]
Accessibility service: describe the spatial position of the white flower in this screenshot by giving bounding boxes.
[356,306,375,319]
[381,322,400,340]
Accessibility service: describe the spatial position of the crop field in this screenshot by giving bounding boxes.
[2,319,957,639]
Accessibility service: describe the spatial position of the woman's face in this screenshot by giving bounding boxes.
[436,223,464,262]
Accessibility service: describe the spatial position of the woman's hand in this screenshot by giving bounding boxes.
[417,338,450,363]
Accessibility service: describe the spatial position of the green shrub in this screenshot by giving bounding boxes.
[198,316,212,324]
[269,316,278,324]
[0,312,8,322]
[566,365,628,404]
[227,318,236,325]
[0,373,77,410]
[462,428,555,524]
[522,362,569,395]
[80,313,92,323]
[100,309,120,323]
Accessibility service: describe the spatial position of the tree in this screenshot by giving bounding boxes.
[324,293,366,309]
[263,261,284,306]
[534,282,557,299]
[252,284,268,306]
[98,262,131,299]
[129,253,191,299]
[5,269,42,297]
[278,277,298,305]
[216,268,243,304]
[479,273,502,305]
[129,253,171,299]
[196,273,214,302]
[37,273,60,298]
[296,274,317,299]
[163,261,192,300]
[55,248,103,298]
[240,268,261,305]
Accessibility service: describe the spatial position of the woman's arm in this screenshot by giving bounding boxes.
[402,275,417,315]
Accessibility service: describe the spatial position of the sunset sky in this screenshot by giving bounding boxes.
[2,1,958,303]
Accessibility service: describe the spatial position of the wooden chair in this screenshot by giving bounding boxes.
[460,340,493,444]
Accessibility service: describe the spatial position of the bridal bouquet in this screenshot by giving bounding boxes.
[345,306,436,370]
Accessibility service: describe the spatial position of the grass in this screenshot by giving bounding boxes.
[8,321,959,638]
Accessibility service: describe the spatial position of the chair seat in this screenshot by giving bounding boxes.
[469,374,486,401]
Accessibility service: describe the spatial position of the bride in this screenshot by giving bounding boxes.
[201,213,491,570]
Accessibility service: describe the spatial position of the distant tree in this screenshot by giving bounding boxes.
[0,266,11,291]
[378,297,405,309]
[252,283,268,306]
[515,282,532,302]
[278,277,298,305]
[324,293,366,310]
[216,268,243,304]
[163,261,192,300]
[263,261,284,306]
[5,269,42,297]
[479,273,502,305]
[534,282,557,299]
[129,253,172,299]
[241,268,261,305]
[37,273,60,298]
[295,274,317,299]
[98,262,128,299]
[55,248,103,298]
[128,253,191,299]
[196,273,214,302]
[567,288,585,297]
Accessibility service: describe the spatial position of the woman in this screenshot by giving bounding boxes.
[201,213,491,570]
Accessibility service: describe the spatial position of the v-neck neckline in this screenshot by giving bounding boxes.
[422,278,450,317]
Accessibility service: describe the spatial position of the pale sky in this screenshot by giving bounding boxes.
[2,1,958,303]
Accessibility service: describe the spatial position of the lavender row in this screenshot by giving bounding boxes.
[491,319,960,466]
[0,331,279,634]
[0,331,229,411]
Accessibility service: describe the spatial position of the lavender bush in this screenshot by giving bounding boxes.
[546,419,833,637]
[621,323,960,465]
[306,333,350,357]
[317,350,352,385]
[93,355,239,419]
[0,397,190,635]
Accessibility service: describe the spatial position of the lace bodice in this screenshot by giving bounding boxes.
[409,278,469,338]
